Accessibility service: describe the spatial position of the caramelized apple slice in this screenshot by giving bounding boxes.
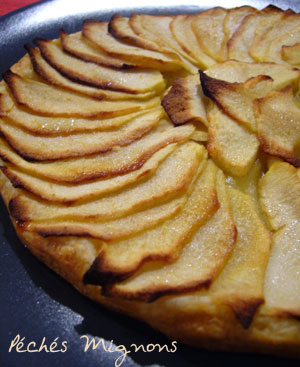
[82,20,182,71]
[251,12,300,63]
[221,6,256,59]
[1,144,176,204]
[35,38,165,93]
[260,14,300,64]
[255,86,300,167]
[259,162,300,318]
[223,6,256,42]
[207,103,259,177]
[0,91,154,135]
[191,7,228,62]
[103,170,236,302]
[0,123,194,183]
[0,108,162,161]
[162,74,208,126]
[259,162,300,231]
[205,60,300,90]
[27,45,156,100]
[282,42,300,65]
[60,30,136,69]
[170,14,216,70]
[249,9,295,62]
[134,14,199,72]
[210,188,271,328]
[108,14,172,55]
[200,71,273,132]
[3,71,160,118]
[83,160,218,285]
[9,142,203,222]
[27,195,186,241]
[227,5,283,62]
[34,197,187,241]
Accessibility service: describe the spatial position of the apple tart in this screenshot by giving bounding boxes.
[1,4,300,359]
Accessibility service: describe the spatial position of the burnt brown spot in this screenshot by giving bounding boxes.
[228,298,264,329]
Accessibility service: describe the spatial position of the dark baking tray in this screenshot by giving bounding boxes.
[1,1,300,366]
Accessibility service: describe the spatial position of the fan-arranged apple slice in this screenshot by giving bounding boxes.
[255,86,300,167]
[130,14,199,73]
[249,9,295,62]
[200,71,273,132]
[250,12,300,63]
[282,43,300,65]
[27,45,156,100]
[162,74,208,126]
[8,141,203,222]
[221,5,256,60]
[210,188,271,328]
[28,196,187,242]
[35,38,165,93]
[170,14,216,70]
[1,144,176,204]
[60,30,136,69]
[206,103,259,177]
[108,14,173,55]
[0,123,195,182]
[82,20,183,71]
[0,89,155,135]
[205,60,300,90]
[227,5,283,62]
[259,162,300,231]
[3,71,161,118]
[191,7,228,62]
[259,162,300,318]
[83,160,219,285]
[103,170,236,302]
[0,108,162,161]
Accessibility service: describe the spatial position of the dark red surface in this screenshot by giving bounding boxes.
[0,0,41,16]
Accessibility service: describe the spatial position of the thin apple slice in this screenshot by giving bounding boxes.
[259,162,300,318]
[35,38,165,93]
[205,60,300,90]
[0,123,194,183]
[249,9,295,62]
[207,103,259,177]
[133,14,199,72]
[263,222,300,319]
[255,86,300,167]
[108,14,174,55]
[1,144,176,204]
[103,170,236,302]
[227,5,283,62]
[162,74,208,127]
[221,6,256,59]
[82,20,182,71]
[263,18,300,64]
[8,141,203,222]
[27,195,186,241]
[191,7,228,62]
[0,90,154,135]
[27,45,156,100]
[83,160,218,286]
[210,188,271,328]
[250,12,300,63]
[282,43,300,65]
[3,71,160,118]
[200,71,273,132]
[259,162,300,231]
[170,14,216,70]
[0,108,162,161]
[223,6,256,42]
[60,30,136,69]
